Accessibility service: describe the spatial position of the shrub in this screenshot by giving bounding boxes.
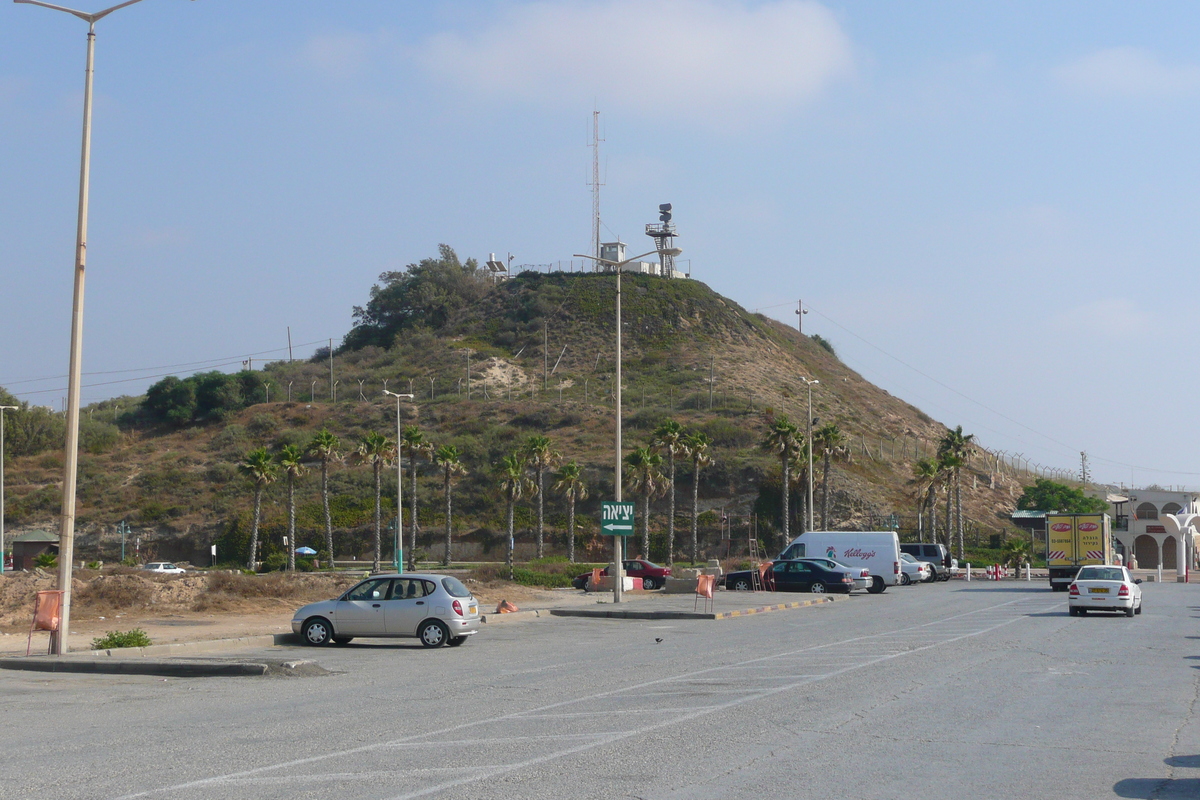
[92,628,152,649]
[296,558,315,572]
[259,552,288,573]
[33,552,57,569]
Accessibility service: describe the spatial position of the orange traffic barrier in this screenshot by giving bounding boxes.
[28,590,64,656]
[757,561,776,591]
[694,574,716,613]
[496,599,519,614]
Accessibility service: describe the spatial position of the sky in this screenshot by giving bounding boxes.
[2,0,1199,489]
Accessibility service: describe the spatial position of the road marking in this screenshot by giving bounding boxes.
[114,595,1063,800]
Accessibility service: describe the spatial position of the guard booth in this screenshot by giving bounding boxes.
[10,530,60,571]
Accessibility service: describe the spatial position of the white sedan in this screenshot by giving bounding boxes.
[141,561,186,574]
[1068,565,1143,617]
[899,553,932,585]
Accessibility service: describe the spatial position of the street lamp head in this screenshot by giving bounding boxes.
[0,406,18,412]
[382,390,414,400]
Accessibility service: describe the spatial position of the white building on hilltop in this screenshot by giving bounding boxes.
[1101,488,1200,577]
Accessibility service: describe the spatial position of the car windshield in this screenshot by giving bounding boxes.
[901,554,916,563]
[441,576,472,598]
[1078,567,1125,581]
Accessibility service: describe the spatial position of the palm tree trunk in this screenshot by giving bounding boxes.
[443,469,453,566]
[781,455,790,541]
[821,453,831,530]
[931,488,938,547]
[917,492,925,543]
[567,495,576,563]
[287,475,296,572]
[372,461,382,572]
[536,466,545,559]
[641,492,650,560]
[955,469,964,560]
[506,493,515,581]
[944,482,953,552]
[409,457,419,570]
[666,453,676,566]
[321,460,333,568]
[691,462,700,564]
[248,488,262,570]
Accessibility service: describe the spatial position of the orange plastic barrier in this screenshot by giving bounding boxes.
[694,574,716,613]
[28,590,64,655]
[757,562,776,591]
[496,599,519,613]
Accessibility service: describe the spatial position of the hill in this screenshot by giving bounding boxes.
[1,251,1035,567]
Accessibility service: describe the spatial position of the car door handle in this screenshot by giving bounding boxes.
[372,603,381,608]
[416,601,424,605]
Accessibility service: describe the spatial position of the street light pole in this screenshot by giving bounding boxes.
[17,0,164,654]
[800,377,819,532]
[0,405,17,574]
[575,248,681,603]
[383,390,414,572]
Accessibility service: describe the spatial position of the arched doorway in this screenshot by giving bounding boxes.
[1135,535,1160,568]
[1163,536,1178,570]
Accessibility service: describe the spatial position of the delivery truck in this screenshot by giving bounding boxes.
[1046,513,1112,591]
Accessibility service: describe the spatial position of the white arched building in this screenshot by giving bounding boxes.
[1103,489,1200,580]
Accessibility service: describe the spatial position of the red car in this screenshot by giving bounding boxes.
[572,559,672,591]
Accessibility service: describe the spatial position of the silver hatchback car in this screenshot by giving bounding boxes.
[292,573,481,648]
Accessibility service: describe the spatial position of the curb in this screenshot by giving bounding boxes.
[88,635,279,658]
[479,609,549,624]
[0,656,325,678]
[550,595,838,621]
[712,595,837,619]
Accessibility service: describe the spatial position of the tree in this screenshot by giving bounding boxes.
[277,444,306,571]
[625,446,665,560]
[434,444,468,566]
[1016,478,1108,514]
[307,429,341,566]
[651,419,686,565]
[761,416,804,541]
[401,425,434,570]
[910,458,940,543]
[357,431,395,572]
[938,425,974,559]
[238,447,277,570]
[812,423,846,530]
[938,454,962,554]
[523,435,558,559]
[553,461,588,563]
[1002,535,1032,572]
[681,432,713,564]
[496,453,534,579]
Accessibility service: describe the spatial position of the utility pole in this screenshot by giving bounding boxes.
[588,109,603,262]
[0,405,17,574]
[708,355,715,410]
[795,299,807,333]
[544,323,548,390]
[1080,452,1090,484]
[328,338,334,400]
[287,326,293,361]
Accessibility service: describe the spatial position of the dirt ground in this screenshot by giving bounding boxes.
[0,568,591,653]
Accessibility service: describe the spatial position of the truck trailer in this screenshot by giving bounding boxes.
[1046,513,1112,591]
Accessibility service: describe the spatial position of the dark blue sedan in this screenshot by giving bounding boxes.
[725,559,854,594]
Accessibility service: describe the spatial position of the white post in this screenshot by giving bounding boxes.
[1025,562,1030,581]
[966,562,971,581]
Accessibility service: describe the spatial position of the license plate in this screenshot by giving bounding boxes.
[469,605,478,615]
[1089,587,1109,594]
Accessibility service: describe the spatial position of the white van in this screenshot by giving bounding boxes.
[778,531,901,594]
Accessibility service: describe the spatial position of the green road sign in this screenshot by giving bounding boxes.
[601,501,635,536]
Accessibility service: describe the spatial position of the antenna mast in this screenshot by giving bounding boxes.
[588,110,604,264]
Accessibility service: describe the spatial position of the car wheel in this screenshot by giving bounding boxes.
[810,582,826,594]
[418,619,449,648]
[641,577,657,591]
[447,636,468,647]
[332,636,354,645]
[924,571,938,583]
[302,617,333,646]
[1078,608,1087,616]
[1135,601,1143,615]
[867,577,885,594]
[1068,606,1078,617]
[1125,605,1135,617]
[732,578,752,591]
[900,573,911,586]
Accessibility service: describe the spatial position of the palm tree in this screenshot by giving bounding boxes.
[553,461,588,563]
[789,443,811,534]
[496,453,533,579]
[938,454,961,554]
[650,419,685,565]
[357,431,395,572]
[812,423,846,530]
[401,425,433,569]
[238,447,277,570]
[277,444,306,571]
[523,435,558,559]
[910,457,940,543]
[306,429,341,567]
[761,416,804,541]
[681,431,713,564]
[434,444,467,566]
[1002,535,1032,573]
[938,425,975,560]
[625,446,665,560]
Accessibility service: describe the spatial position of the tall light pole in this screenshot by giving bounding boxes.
[17,0,181,654]
[800,377,819,532]
[383,390,414,572]
[0,405,17,574]
[576,248,681,603]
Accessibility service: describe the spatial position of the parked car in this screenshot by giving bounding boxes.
[726,559,855,594]
[292,573,480,647]
[571,559,672,591]
[796,557,871,591]
[1068,565,1143,617]
[898,553,932,585]
[141,562,185,574]
[899,543,952,581]
[780,531,902,593]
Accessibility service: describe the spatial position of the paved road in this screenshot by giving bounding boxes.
[1,581,1197,799]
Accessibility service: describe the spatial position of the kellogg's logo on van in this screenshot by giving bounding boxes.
[844,548,876,560]
[1050,523,1072,532]
[1078,522,1099,532]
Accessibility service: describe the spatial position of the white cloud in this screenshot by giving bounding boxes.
[414,0,853,122]
[1053,47,1200,98]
